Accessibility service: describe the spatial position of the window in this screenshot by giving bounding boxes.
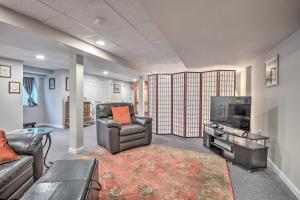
[23,77,38,106]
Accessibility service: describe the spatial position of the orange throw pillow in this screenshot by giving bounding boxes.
[111,106,132,125]
[0,130,20,165]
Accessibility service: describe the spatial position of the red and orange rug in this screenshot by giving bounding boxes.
[79,145,234,200]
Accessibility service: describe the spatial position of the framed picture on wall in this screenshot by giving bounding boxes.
[66,77,70,91]
[49,78,55,90]
[114,84,120,93]
[265,54,279,87]
[0,65,11,78]
[9,81,20,94]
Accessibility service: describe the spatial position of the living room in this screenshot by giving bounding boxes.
[0,1,300,200]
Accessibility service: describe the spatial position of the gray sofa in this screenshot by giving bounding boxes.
[0,134,43,200]
[96,103,152,154]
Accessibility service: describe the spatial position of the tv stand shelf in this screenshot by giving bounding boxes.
[203,123,269,171]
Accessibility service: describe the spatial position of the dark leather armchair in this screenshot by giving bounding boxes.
[0,134,43,199]
[96,103,152,154]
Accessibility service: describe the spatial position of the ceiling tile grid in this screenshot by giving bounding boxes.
[82,34,132,57]
[0,0,59,21]
[64,0,130,33]
[106,0,150,25]
[38,0,93,13]
[0,0,186,73]
[44,14,96,38]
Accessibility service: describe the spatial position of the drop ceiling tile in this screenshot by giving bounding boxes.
[124,52,168,66]
[135,21,165,41]
[108,0,149,24]
[82,34,132,57]
[151,39,176,54]
[38,0,92,13]
[45,14,96,38]
[101,26,155,54]
[65,0,129,33]
[0,0,59,21]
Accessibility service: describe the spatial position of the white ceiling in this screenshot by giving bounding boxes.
[0,0,185,73]
[1,0,300,73]
[0,22,139,81]
[139,0,300,68]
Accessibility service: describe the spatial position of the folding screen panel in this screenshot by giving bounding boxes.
[148,74,157,133]
[219,70,236,96]
[157,74,172,134]
[186,72,202,137]
[172,73,185,137]
[201,71,218,136]
[148,70,235,137]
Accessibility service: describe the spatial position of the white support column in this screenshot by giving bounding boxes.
[137,76,144,115]
[68,54,85,154]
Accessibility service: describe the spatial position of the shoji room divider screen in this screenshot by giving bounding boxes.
[148,70,235,138]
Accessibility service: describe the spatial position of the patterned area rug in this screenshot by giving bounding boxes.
[79,145,234,200]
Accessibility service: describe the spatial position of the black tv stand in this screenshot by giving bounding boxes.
[203,123,269,171]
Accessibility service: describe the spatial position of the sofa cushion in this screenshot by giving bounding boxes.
[0,130,20,164]
[0,155,33,197]
[112,106,132,125]
[120,132,146,143]
[120,124,146,136]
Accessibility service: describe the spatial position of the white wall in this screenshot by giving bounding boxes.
[251,28,300,198]
[43,71,133,127]
[84,74,133,119]
[23,74,46,125]
[44,69,68,128]
[84,73,133,104]
[0,57,23,132]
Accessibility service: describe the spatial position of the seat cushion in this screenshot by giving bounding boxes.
[120,132,146,143]
[120,124,146,136]
[0,155,33,197]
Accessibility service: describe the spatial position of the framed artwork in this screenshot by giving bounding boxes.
[114,84,121,93]
[9,81,20,94]
[0,65,11,78]
[265,54,279,87]
[66,77,70,91]
[49,78,55,90]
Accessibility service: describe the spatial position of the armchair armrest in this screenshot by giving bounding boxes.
[98,118,121,130]
[132,116,152,126]
[6,134,43,155]
[6,134,44,181]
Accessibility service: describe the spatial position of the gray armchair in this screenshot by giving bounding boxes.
[96,103,152,154]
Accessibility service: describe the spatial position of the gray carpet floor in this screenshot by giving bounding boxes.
[46,125,297,200]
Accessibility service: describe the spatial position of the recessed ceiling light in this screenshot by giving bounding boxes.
[133,79,137,82]
[96,40,105,46]
[103,71,108,75]
[36,54,45,60]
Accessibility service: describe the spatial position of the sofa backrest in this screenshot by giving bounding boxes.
[96,102,135,119]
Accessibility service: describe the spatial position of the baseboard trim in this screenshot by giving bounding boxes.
[68,146,86,154]
[37,123,64,129]
[268,158,300,199]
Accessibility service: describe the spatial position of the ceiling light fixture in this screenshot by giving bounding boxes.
[133,79,137,82]
[36,54,45,60]
[96,40,106,46]
[94,17,105,26]
[103,71,108,75]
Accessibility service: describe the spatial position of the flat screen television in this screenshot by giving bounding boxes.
[210,96,251,131]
